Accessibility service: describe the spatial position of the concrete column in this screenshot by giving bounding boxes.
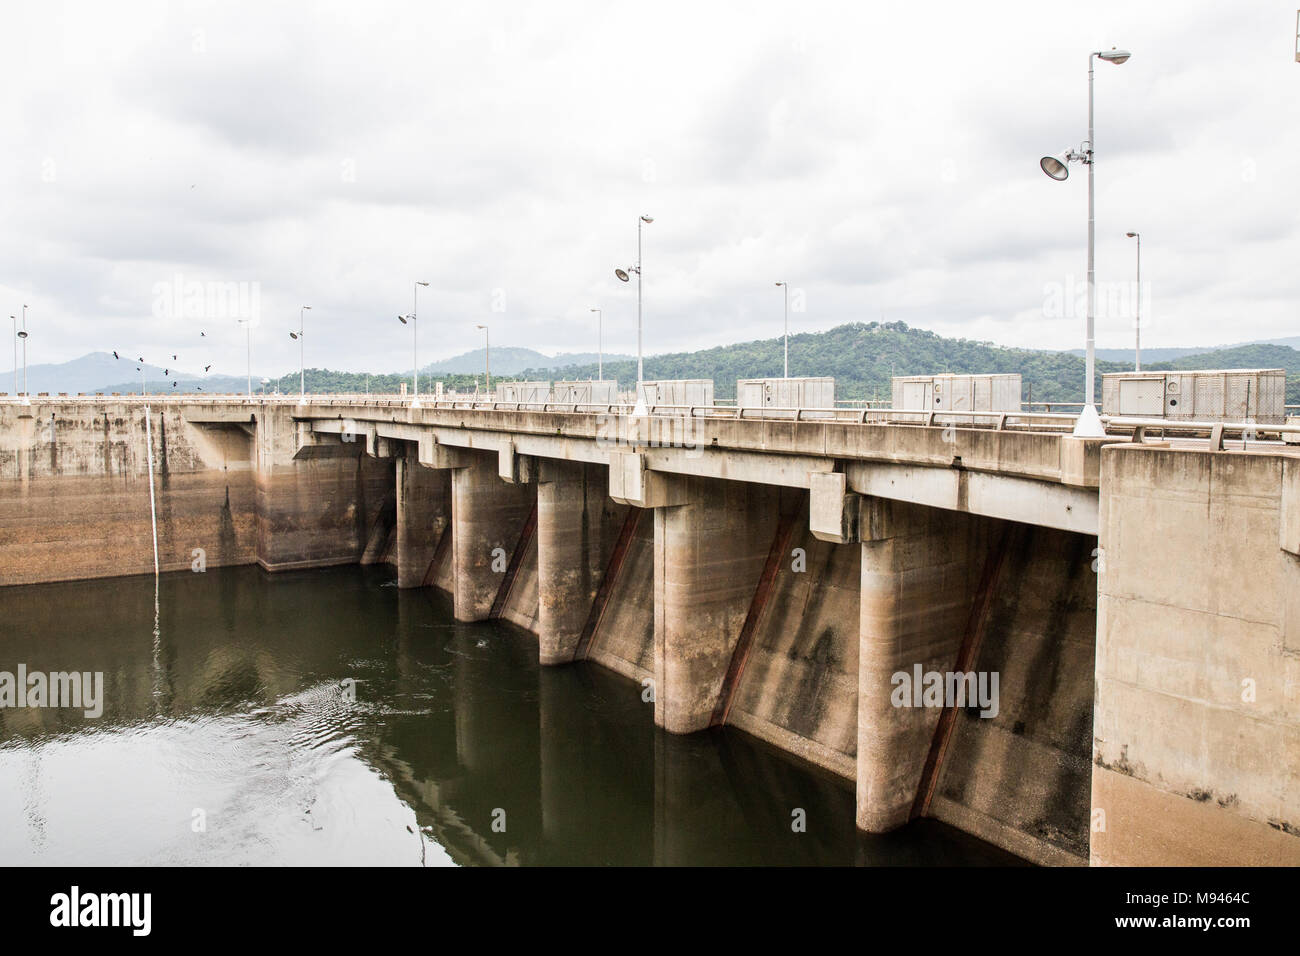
[856,498,984,832]
[451,448,534,622]
[395,449,450,589]
[653,476,779,734]
[254,405,395,572]
[536,460,626,665]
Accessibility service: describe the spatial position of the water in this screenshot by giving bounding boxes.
[0,565,1021,866]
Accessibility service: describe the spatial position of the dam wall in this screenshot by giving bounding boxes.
[0,401,393,586]
[3,398,1296,866]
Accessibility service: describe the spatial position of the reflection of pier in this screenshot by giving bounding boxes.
[370,601,866,867]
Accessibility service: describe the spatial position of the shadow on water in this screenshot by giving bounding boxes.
[0,564,1024,866]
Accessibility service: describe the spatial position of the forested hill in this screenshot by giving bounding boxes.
[520,322,1300,404]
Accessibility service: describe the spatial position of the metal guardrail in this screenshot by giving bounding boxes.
[1101,416,1300,441]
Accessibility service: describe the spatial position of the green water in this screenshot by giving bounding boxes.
[0,565,1020,865]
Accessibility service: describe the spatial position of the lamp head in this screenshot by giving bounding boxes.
[614,268,631,282]
[17,331,28,339]
[640,215,653,223]
[1125,231,1139,238]
[1040,150,1071,181]
[1097,48,1131,64]
[416,281,429,287]
[398,315,408,325]
[289,332,299,339]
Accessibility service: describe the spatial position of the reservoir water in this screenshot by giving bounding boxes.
[0,564,1021,866]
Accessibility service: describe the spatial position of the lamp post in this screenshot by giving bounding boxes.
[9,315,15,396]
[475,324,490,395]
[1125,232,1141,372]
[237,318,252,397]
[19,304,29,404]
[1040,47,1131,437]
[775,281,789,378]
[399,281,430,407]
[589,307,602,381]
[289,305,310,399]
[614,215,653,412]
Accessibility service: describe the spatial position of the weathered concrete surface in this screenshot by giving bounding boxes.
[586,509,655,682]
[450,448,535,622]
[1093,445,1300,865]
[654,476,780,734]
[395,449,451,589]
[856,500,987,832]
[498,524,539,632]
[0,402,257,584]
[536,460,628,664]
[728,507,861,780]
[254,407,394,572]
[931,525,1097,866]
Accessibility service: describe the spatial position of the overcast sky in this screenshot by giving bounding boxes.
[2,0,1297,378]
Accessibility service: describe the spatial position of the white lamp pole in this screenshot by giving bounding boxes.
[17,307,29,405]
[775,281,789,378]
[237,319,252,397]
[614,215,653,412]
[590,307,602,380]
[1040,47,1130,437]
[290,305,310,399]
[1125,232,1141,372]
[413,281,428,405]
[476,324,490,394]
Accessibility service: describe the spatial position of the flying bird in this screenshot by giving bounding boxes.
[172,382,178,388]
[163,369,168,375]
[199,331,205,337]
[112,351,119,359]
[138,356,144,363]
[172,354,177,360]
[204,365,211,372]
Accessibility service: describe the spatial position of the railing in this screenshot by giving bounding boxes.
[4,393,1298,443]
[1100,416,1300,442]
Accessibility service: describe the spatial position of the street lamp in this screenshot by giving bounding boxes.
[775,281,790,378]
[475,324,490,395]
[9,316,15,396]
[1125,232,1141,372]
[589,308,603,381]
[236,318,254,397]
[289,305,310,399]
[19,305,28,404]
[615,214,653,413]
[400,281,430,407]
[1040,46,1131,437]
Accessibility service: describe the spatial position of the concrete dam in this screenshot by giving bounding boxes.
[2,396,1297,867]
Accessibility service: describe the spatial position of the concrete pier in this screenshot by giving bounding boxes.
[653,477,780,734]
[395,449,450,589]
[856,500,986,832]
[536,460,626,664]
[449,449,534,622]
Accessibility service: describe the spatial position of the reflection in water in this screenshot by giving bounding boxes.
[0,565,1023,866]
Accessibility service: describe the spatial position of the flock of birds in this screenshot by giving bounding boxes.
[112,331,214,391]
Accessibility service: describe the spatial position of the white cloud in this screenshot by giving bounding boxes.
[2,0,1297,379]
